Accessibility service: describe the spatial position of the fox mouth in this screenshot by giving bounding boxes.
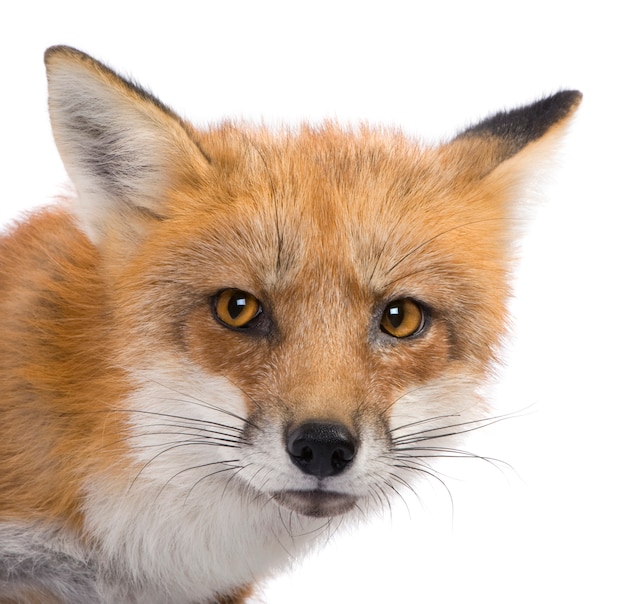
[274,490,357,518]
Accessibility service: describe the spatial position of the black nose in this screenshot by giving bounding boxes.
[286,422,357,478]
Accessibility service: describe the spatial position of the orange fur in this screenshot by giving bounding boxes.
[0,208,129,525]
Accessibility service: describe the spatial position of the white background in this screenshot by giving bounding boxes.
[1,1,624,602]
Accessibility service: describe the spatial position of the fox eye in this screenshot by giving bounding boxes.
[380,298,426,338]
[214,289,262,329]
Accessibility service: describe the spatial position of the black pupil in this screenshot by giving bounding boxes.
[228,294,248,319]
[387,304,403,328]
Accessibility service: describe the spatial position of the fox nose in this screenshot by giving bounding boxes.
[286,422,357,478]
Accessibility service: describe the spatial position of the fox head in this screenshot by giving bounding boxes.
[43,45,580,529]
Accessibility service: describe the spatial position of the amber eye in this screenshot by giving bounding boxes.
[214,289,262,329]
[380,298,426,338]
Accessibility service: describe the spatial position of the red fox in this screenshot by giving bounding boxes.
[0,46,580,603]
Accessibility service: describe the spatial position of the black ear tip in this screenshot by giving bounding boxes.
[542,89,583,119]
[465,89,582,138]
[557,89,583,107]
[520,89,583,136]
[457,89,582,166]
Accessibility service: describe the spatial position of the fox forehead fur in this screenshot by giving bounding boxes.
[0,46,580,603]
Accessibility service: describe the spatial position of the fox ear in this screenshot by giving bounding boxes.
[449,90,582,181]
[44,46,211,244]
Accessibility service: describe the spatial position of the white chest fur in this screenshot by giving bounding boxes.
[80,366,337,602]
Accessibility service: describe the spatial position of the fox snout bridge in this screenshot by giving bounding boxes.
[286,422,357,478]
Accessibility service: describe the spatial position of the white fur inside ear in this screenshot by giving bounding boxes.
[46,51,202,245]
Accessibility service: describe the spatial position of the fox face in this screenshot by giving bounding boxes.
[108,125,505,520]
[0,46,580,603]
